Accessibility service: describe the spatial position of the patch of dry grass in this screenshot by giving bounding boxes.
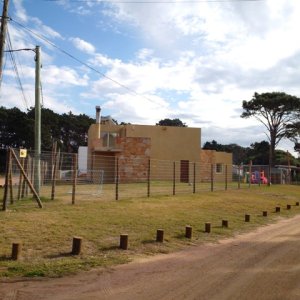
[0,185,299,277]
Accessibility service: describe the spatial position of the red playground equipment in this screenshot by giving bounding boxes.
[251,170,268,184]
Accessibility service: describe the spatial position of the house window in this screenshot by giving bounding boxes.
[101,132,119,148]
[216,163,223,174]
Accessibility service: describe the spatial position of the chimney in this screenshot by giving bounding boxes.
[95,106,101,139]
[96,106,101,124]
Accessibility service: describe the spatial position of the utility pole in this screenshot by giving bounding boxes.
[0,0,10,85]
[34,46,41,195]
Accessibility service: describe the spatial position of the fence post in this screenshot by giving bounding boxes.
[225,164,228,191]
[173,161,176,196]
[21,156,29,198]
[248,160,252,188]
[268,165,271,186]
[211,164,214,192]
[120,234,128,250]
[238,164,241,189]
[2,148,11,211]
[72,237,82,255]
[9,154,13,204]
[193,163,196,194]
[72,153,77,205]
[147,159,150,197]
[11,242,22,260]
[17,157,24,200]
[51,148,58,200]
[185,225,192,239]
[156,229,164,242]
[115,157,119,200]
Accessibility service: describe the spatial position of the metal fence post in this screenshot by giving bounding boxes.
[193,162,196,194]
[248,160,252,188]
[147,159,150,197]
[225,164,228,191]
[238,164,241,189]
[115,157,119,200]
[72,153,77,205]
[211,164,214,192]
[173,161,176,195]
[2,148,11,211]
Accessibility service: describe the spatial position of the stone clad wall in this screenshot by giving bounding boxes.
[117,137,151,182]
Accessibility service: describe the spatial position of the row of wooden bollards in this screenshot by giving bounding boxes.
[9,202,299,259]
[8,223,224,260]
[245,202,299,222]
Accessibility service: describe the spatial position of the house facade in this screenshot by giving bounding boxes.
[87,107,232,183]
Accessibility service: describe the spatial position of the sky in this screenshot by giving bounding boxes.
[1,0,300,155]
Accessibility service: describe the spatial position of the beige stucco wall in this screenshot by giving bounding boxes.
[90,123,201,161]
[88,123,201,182]
[200,149,233,182]
[122,124,201,162]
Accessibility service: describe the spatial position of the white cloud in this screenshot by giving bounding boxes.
[13,0,28,23]
[136,48,154,61]
[70,37,96,54]
[42,65,89,86]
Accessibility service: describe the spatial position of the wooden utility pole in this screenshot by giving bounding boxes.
[34,46,41,195]
[0,0,10,85]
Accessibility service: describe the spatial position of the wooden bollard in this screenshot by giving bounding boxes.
[120,234,128,250]
[11,243,22,261]
[72,237,82,255]
[275,206,280,213]
[263,211,268,217]
[245,214,250,222]
[222,220,228,228]
[296,202,299,206]
[205,222,211,233]
[287,204,291,210]
[156,229,164,242]
[185,226,192,239]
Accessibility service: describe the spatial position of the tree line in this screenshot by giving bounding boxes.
[203,140,299,166]
[0,106,94,152]
[1,90,300,172]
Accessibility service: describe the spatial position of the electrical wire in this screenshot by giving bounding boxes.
[6,27,29,110]
[44,0,264,3]
[11,18,163,107]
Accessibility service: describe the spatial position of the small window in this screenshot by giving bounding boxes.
[216,163,223,174]
[101,132,119,148]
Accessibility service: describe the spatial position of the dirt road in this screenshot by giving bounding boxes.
[1,215,300,300]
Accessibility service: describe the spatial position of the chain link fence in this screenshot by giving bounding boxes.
[1,148,299,209]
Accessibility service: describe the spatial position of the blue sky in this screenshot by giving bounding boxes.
[1,0,300,154]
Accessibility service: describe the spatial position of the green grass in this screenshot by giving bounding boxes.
[0,185,299,278]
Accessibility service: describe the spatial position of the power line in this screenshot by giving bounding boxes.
[44,0,264,3]
[6,28,29,110]
[11,18,162,107]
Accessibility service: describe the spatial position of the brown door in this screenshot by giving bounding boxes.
[94,152,116,183]
[180,160,189,183]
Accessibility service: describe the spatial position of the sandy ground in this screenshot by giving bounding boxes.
[1,215,300,300]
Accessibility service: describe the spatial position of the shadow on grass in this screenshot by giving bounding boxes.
[174,233,187,239]
[0,255,10,261]
[99,245,120,251]
[45,252,74,259]
[141,239,157,245]
[213,225,230,229]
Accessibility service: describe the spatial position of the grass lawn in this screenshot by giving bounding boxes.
[0,184,299,278]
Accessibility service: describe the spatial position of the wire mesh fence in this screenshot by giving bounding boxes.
[1,148,298,209]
